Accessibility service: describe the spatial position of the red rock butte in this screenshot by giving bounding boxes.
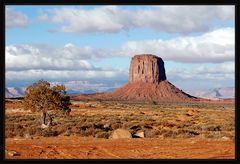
[129,54,166,84]
[73,54,200,102]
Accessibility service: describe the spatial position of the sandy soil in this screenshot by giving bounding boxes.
[5,136,234,159]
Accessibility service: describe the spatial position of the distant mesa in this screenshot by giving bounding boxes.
[107,54,197,102]
[73,54,199,102]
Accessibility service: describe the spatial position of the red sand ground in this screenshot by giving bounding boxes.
[5,136,234,159]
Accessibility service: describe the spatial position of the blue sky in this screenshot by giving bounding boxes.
[5,5,235,93]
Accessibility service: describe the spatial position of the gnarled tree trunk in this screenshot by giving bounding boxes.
[41,112,46,125]
[41,111,52,128]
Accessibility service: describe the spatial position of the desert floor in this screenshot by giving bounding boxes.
[5,136,234,159]
[5,99,235,159]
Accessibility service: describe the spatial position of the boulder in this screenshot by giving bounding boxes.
[109,129,132,139]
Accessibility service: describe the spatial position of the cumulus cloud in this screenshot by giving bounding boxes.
[6,44,93,71]
[59,43,110,60]
[6,27,234,73]
[167,62,234,81]
[5,43,127,81]
[6,28,235,71]
[5,27,234,81]
[118,27,234,63]
[5,69,127,81]
[6,7,30,29]
[39,5,234,34]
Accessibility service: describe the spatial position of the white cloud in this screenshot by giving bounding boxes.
[167,62,234,81]
[5,43,127,81]
[39,5,234,34]
[6,69,127,81]
[118,27,234,63]
[5,27,234,82]
[7,27,234,73]
[6,7,30,29]
[6,44,93,71]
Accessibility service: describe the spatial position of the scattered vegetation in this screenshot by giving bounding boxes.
[5,99,234,139]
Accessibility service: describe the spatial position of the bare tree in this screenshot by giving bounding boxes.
[24,80,71,128]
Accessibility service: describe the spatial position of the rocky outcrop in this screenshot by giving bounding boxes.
[129,54,166,83]
[107,54,196,102]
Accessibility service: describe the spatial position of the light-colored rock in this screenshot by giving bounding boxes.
[24,133,33,139]
[7,150,20,157]
[109,129,132,139]
[134,131,145,138]
[221,136,230,140]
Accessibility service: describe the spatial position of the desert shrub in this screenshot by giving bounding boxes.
[144,125,153,129]
[94,131,110,139]
[27,126,37,136]
[122,122,135,129]
[15,127,25,137]
[93,123,104,129]
[161,121,176,128]
[5,123,16,138]
[80,127,95,136]
[204,131,228,139]
[41,129,59,137]
[221,123,234,131]
[81,122,93,130]
[24,80,71,126]
[62,130,71,136]
[130,125,141,130]
[176,129,200,138]
[152,101,158,105]
[54,125,68,135]
[14,124,24,132]
[202,125,222,131]
[163,130,176,138]
[144,129,161,138]
[111,123,122,130]
[204,133,215,138]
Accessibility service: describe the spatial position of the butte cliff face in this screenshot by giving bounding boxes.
[129,54,166,84]
[73,54,198,102]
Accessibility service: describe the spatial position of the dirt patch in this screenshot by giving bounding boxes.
[5,136,234,159]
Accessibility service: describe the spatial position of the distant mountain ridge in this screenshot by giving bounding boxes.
[5,85,234,100]
[5,87,25,98]
[191,87,234,100]
[5,86,117,98]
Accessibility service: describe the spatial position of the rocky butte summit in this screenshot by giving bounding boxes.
[73,54,198,102]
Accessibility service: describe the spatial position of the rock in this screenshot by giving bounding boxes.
[134,131,145,138]
[109,129,132,139]
[24,133,33,139]
[103,124,111,131]
[107,54,197,102]
[7,150,20,157]
[221,136,230,140]
[129,54,166,84]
